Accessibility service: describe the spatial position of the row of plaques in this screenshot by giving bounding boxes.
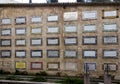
[0,10,118,25]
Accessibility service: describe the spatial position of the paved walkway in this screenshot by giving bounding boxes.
[0,80,59,84]
[97,82,117,84]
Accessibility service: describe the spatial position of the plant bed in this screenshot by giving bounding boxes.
[30,76,47,82]
[35,71,48,76]
[57,77,84,84]
[5,75,23,81]
[0,70,11,75]
[14,70,28,75]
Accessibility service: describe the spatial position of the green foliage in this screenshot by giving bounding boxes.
[6,75,16,80]
[56,72,61,77]
[76,73,84,78]
[14,70,28,75]
[5,75,22,81]
[36,71,48,76]
[0,70,11,74]
[0,70,4,74]
[59,77,84,84]
[30,76,47,82]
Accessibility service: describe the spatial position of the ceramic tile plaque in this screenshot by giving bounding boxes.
[31,62,42,70]
[15,50,26,57]
[31,16,42,23]
[82,11,97,20]
[103,50,117,57]
[1,39,11,46]
[65,25,77,33]
[47,27,59,33]
[16,62,26,69]
[48,15,58,21]
[103,10,117,17]
[2,18,11,25]
[103,23,117,31]
[103,63,117,71]
[103,36,117,44]
[83,36,97,44]
[48,62,59,70]
[83,25,96,32]
[31,38,42,45]
[83,50,97,58]
[84,63,96,71]
[47,38,59,45]
[31,28,41,34]
[1,50,11,57]
[47,50,59,57]
[64,12,78,21]
[31,50,42,57]
[16,28,26,35]
[1,29,11,36]
[16,39,26,46]
[15,17,26,24]
[64,62,77,71]
[64,37,77,45]
[64,50,77,57]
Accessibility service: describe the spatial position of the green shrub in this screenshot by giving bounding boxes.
[14,70,28,75]
[59,77,84,84]
[6,75,22,81]
[3,71,11,74]
[56,72,61,77]
[0,70,3,74]
[30,76,47,82]
[0,70,11,74]
[21,71,28,75]
[36,71,48,76]
[76,73,84,78]
[6,75,16,80]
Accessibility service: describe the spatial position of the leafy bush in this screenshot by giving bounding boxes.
[76,73,84,78]
[0,70,4,74]
[59,77,84,84]
[6,75,16,80]
[0,70,11,74]
[6,75,22,81]
[36,71,48,76]
[30,76,47,82]
[56,72,61,77]
[14,70,28,75]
